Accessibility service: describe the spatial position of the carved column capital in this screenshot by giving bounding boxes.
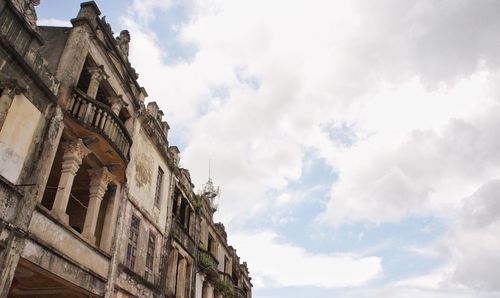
[61,139,91,164]
[88,167,115,189]
[86,66,109,99]
[88,66,109,82]
[60,139,91,176]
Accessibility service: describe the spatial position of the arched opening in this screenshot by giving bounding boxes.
[40,137,114,245]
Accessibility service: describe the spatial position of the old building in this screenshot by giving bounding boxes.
[0,1,252,297]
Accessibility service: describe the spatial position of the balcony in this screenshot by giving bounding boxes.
[198,248,219,280]
[171,219,196,255]
[65,88,131,166]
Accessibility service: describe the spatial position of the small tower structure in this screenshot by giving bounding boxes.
[200,161,220,212]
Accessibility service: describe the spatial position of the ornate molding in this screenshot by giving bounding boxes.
[0,79,27,97]
[10,0,39,32]
[115,30,130,60]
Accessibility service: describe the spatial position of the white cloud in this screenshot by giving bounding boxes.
[388,180,500,293]
[229,231,381,288]
[124,0,500,225]
[344,286,500,298]
[121,0,500,295]
[37,18,71,27]
[128,0,175,24]
[320,75,500,225]
[444,180,500,291]
[394,266,454,290]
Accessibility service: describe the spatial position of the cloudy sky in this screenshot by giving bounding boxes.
[38,1,500,297]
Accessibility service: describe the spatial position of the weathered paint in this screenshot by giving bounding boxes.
[0,94,43,183]
[28,210,110,278]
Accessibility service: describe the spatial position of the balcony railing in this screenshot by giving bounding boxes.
[66,88,131,161]
[171,219,196,254]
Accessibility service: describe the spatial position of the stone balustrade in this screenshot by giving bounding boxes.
[171,219,196,255]
[66,88,131,161]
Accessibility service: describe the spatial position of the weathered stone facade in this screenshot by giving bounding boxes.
[0,1,252,297]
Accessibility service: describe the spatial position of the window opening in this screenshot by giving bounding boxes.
[125,215,140,269]
[154,167,164,207]
[145,231,156,282]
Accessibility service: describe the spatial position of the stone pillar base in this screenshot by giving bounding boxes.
[51,210,69,225]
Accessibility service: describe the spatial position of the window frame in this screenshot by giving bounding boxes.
[145,231,156,282]
[125,215,140,270]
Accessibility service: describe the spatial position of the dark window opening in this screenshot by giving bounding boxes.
[41,143,64,210]
[95,80,116,107]
[154,167,164,207]
[94,186,114,247]
[207,235,214,254]
[224,256,229,274]
[145,232,156,282]
[125,215,140,270]
[172,187,181,215]
[119,107,132,131]
[65,163,91,234]
[179,199,187,224]
[185,208,191,231]
[76,56,95,92]
[232,267,239,286]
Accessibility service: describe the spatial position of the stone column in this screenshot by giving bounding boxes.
[202,281,208,298]
[100,183,121,252]
[176,257,187,298]
[109,96,123,116]
[51,139,90,224]
[166,249,179,295]
[0,82,23,130]
[86,66,108,99]
[196,275,205,298]
[175,195,182,215]
[82,167,115,244]
[206,283,214,298]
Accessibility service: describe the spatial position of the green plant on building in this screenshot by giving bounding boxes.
[199,251,211,268]
[194,194,204,210]
[214,279,233,297]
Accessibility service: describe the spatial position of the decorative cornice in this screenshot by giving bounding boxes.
[0,79,26,97]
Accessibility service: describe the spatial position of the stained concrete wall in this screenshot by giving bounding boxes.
[21,238,106,296]
[0,94,44,183]
[217,242,231,274]
[117,200,163,288]
[28,210,110,278]
[127,125,172,232]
